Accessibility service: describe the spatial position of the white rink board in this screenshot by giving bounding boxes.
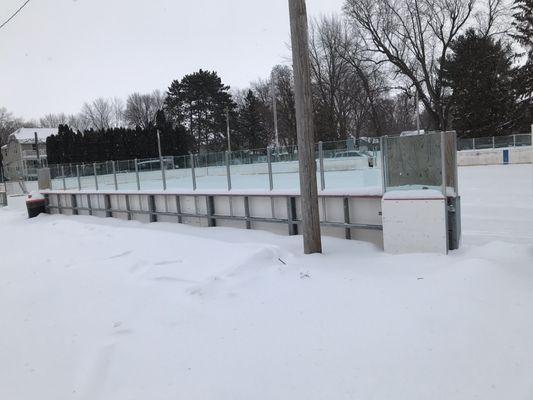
[382,193,448,255]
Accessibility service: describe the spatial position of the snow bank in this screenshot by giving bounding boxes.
[1,164,532,400]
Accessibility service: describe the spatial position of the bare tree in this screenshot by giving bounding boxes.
[309,15,393,139]
[475,0,512,37]
[81,98,114,131]
[0,107,24,147]
[272,65,298,147]
[124,90,165,129]
[310,16,354,140]
[40,113,69,128]
[110,97,125,128]
[344,0,476,130]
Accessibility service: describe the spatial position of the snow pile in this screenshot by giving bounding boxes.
[0,164,532,400]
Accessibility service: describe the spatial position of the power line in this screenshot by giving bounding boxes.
[0,0,31,31]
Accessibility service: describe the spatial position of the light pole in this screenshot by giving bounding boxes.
[271,69,280,148]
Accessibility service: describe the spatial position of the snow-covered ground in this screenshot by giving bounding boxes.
[1,164,532,400]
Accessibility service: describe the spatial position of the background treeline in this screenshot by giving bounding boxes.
[1,0,532,166]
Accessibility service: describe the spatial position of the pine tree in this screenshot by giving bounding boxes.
[164,70,236,152]
[444,29,517,137]
[512,0,533,126]
[513,0,533,58]
[236,90,271,150]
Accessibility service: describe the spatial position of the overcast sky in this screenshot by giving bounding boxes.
[0,0,345,120]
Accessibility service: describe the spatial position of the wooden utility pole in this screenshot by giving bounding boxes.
[288,0,322,254]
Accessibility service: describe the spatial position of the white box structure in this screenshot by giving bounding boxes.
[382,190,448,255]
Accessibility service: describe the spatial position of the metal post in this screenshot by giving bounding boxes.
[134,158,140,190]
[61,166,66,190]
[111,161,118,190]
[415,90,420,135]
[472,138,476,150]
[226,108,231,152]
[318,141,325,191]
[513,134,516,147]
[452,132,459,196]
[206,196,216,227]
[71,194,78,215]
[244,196,251,229]
[271,70,280,148]
[157,130,167,190]
[93,163,99,191]
[148,195,157,223]
[267,147,274,191]
[190,154,197,190]
[440,131,447,197]
[76,165,81,190]
[176,195,183,224]
[343,198,351,240]
[225,151,232,191]
[492,136,495,149]
[125,195,132,221]
[289,0,322,254]
[380,136,387,194]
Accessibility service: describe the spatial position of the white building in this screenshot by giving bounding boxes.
[1,128,57,181]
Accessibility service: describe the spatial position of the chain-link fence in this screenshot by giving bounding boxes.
[457,133,531,150]
[39,131,532,193]
[47,138,382,192]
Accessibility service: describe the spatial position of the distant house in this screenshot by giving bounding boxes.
[1,128,57,181]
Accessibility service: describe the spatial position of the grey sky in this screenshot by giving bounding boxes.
[0,0,345,120]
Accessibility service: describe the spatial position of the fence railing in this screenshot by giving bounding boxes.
[47,138,382,193]
[37,132,531,193]
[457,133,531,150]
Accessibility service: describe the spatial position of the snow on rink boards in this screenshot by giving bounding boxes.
[1,164,533,400]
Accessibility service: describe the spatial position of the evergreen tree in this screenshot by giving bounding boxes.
[512,0,533,127]
[444,29,517,137]
[164,69,236,152]
[513,0,533,65]
[236,90,271,149]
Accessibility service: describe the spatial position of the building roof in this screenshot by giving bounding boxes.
[10,128,58,144]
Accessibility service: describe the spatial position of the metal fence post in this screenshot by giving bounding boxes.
[190,154,197,190]
[380,136,387,194]
[343,197,351,240]
[318,141,325,191]
[492,136,495,149]
[76,165,81,190]
[472,138,476,150]
[267,147,274,191]
[225,151,232,191]
[160,157,167,190]
[440,132,447,197]
[513,134,516,147]
[93,163,99,191]
[61,166,66,190]
[112,161,118,190]
[134,158,140,190]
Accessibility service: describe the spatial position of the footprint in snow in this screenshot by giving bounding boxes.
[153,259,183,266]
[108,250,133,259]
